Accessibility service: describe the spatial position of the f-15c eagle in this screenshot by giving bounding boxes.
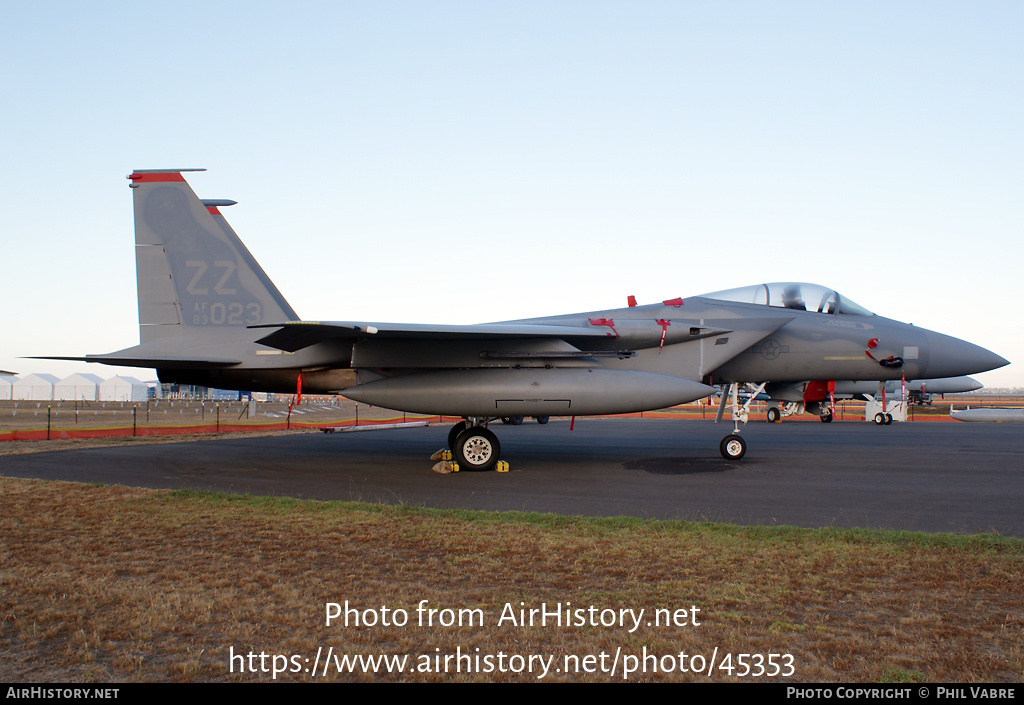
[40,169,1009,469]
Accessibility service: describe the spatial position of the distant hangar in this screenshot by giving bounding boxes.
[0,373,150,402]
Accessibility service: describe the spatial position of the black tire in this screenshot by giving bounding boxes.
[447,421,468,449]
[766,407,781,423]
[884,413,893,425]
[820,411,833,423]
[453,427,501,472]
[719,434,747,460]
[874,413,886,425]
[535,416,550,425]
[500,416,524,425]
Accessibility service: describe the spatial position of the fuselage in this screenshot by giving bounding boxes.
[502,294,1001,387]
[156,291,1005,408]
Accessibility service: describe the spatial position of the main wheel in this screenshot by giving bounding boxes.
[719,434,747,460]
[453,427,501,471]
[447,421,468,449]
[766,407,781,423]
[535,416,550,425]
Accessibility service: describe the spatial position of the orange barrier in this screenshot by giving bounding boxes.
[0,415,466,443]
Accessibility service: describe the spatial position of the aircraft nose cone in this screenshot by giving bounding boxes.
[922,331,1009,378]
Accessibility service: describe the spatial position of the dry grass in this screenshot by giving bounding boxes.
[1,477,1021,682]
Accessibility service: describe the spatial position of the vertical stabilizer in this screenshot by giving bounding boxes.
[202,198,298,321]
[128,169,298,344]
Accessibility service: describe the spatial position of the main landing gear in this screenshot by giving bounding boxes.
[440,415,550,473]
[767,401,834,423]
[446,419,501,472]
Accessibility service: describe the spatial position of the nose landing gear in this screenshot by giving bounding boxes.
[716,382,766,459]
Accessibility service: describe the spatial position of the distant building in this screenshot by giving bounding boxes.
[0,375,16,400]
[54,373,105,401]
[12,373,59,401]
[98,376,149,402]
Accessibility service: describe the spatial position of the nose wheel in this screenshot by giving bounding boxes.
[720,434,747,460]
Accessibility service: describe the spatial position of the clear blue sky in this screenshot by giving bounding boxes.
[2,1,1021,386]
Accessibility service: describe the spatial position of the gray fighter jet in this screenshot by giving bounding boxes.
[760,375,983,423]
[40,169,1009,468]
[710,375,981,422]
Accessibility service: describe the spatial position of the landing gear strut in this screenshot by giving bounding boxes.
[715,382,765,459]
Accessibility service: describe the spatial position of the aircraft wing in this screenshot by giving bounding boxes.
[30,354,243,368]
[251,321,617,353]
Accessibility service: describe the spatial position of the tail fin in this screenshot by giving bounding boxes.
[129,169,297,345]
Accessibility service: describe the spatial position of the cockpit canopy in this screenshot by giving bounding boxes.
[698,282,875,317]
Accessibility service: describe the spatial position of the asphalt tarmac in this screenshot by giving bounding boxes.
[2,418,1021,536]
